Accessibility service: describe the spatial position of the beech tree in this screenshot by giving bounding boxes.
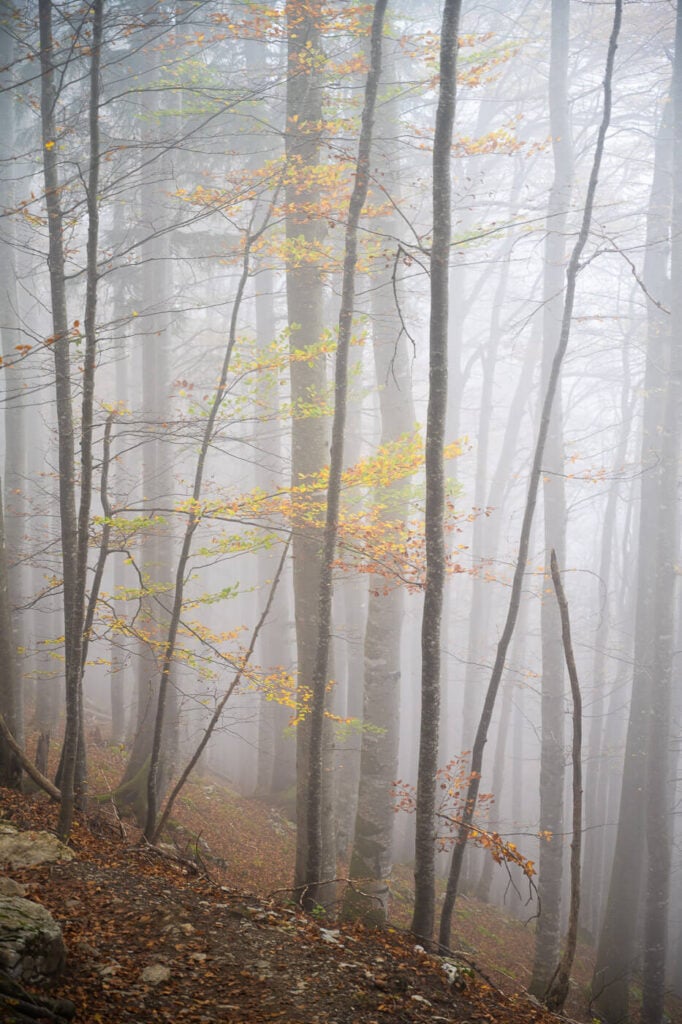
[411,0,462,945]
[38,0,103,839]
[529,0,573,995]
[438,0,622,950]
[593,6,681,1020]
[303,0,389,910]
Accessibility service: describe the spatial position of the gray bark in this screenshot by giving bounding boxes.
[641,5,682,1015]
[411,0,462,945]
[592,76,674,1024]
[438,1,622,949]
[0,22,26,761]
[530,0,573,994]
[284,0,335,894]
[39,0,84,839]
[343,105,417,917]
[253,269,295,797]
[304,0,388,909]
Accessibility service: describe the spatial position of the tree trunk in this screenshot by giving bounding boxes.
[0,482,21,787]
[581,322,636,943]
[143,214,266,839]
[39,0,85,839]
[592,72,674,1024]
[285,0,335,893]
[438,1,622,949]
[544,551,583,1012]
[303,0,388,910]
[530,0,573,994]
[640,5,682,1016]
[253,268,295,797]
[343,77,417,915]
[0,22,26,765]
[116,56,178,821]
[411,0,462,946]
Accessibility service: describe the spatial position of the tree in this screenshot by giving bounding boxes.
[592,53,676,1024]
[342,39,418,924]
[411,0,462,945]
[284,0,336,894]
[0,480,21,787]
[544,550,583,1012]
[438,0,622,950]
[0,15,27,778]
[303,0,389,910]
[38,0,103,839]
[530,0,573,995]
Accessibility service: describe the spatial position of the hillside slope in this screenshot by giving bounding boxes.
[0,785,568,1024]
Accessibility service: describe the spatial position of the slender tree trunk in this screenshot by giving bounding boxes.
[411,0,462,945]
[581,323,635,942]
[143,217,267,839]
[0,22,26,767]
[438,2,622,949]
[39,0,83,839]
[0,482,20,787]
[460,166,523,755]
[343,79,417,916]
[116,66,177,820]
[544,551,582,1012]
[253,269,295,797]
[152,539,290,844]
[303,0,388,909]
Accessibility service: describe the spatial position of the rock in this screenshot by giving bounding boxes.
[0,895,66,982]
[98,962,120,978]
[0,877,27,898]
[75,939,100,958]
[141,963,171,985]
[0,828,74,870]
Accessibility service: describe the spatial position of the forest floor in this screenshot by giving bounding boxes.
[1,744,680,1024]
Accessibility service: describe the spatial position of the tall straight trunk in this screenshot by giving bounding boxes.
[438,1,622,950]
[285,0,334,892]
[303,0,388,909]
[0,482,20,787]
[461,166,523,753]
[411,0,462,945]
[592,82,674,1024]
[343,76,417,915]
[530,0,573,995]
[581,325,634,942]
[116,140,176,822]
[73,0,103,802]
[641,6,682,1017]
[39,0,84,835]
[254,268,295,797]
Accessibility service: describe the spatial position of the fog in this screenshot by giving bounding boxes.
[0,0,680,1019]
